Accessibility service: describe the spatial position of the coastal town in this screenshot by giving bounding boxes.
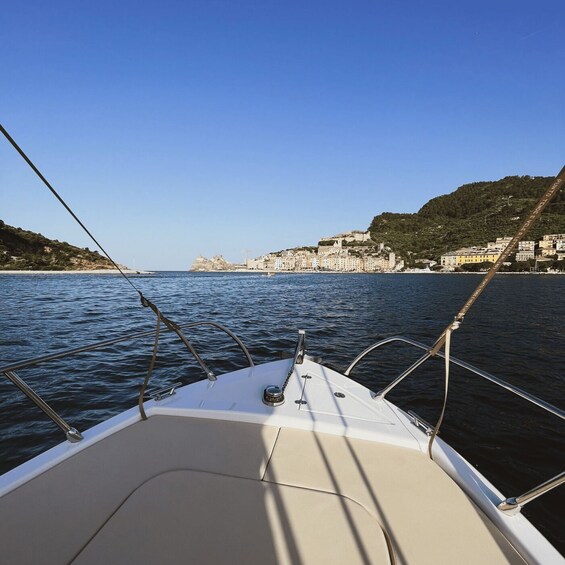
[440,234,565,270]
[191,230,565,273]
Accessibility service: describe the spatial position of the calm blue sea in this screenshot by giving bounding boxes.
[0,272,563,551]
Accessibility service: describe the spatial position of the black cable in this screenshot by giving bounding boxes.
[0,123,140,295]
[1,123,216,380]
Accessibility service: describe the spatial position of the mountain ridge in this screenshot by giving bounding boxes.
[369,175,565,261]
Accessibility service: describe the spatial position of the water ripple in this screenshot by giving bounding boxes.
[0,271,563,551]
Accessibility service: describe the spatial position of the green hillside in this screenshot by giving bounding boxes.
[0,220,114,270]
[369,176,565,261]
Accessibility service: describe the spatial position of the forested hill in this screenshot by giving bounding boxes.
[369,175,565,261]
[0,220,115,270]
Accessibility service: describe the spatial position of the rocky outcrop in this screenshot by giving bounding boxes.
[189,255,240,272]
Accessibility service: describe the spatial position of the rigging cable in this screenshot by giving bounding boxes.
[0,124,140,294]
[0,123,216,415]
[427,164,565,459]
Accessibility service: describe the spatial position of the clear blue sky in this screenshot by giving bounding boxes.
[1,0,563,269]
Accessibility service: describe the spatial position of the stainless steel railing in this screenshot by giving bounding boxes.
[345,335,564,420]
[1,321,254,442]
[498,471,565,514]
[345,335,565,512]
[3,370,83,442]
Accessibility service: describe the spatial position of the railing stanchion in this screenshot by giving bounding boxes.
[3,370,83,442]
[498,472,565,514]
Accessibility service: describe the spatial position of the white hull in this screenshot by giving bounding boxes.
[0,359,561,564]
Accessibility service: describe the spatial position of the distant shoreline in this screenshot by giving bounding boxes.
[189,269,565,276]
[0,269,153,275]
[2,269,562,276]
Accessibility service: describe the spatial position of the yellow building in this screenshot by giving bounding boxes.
[441,248,501,268]
[456,250,501,265]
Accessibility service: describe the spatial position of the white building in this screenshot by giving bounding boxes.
[516,250,535,262]
[440,252,458,268]
[487,237,513,251]
[518,241,535,251]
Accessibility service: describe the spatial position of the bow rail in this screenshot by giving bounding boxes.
[345,335,564,420]
[345,335,565,513]
[1,321,254,443]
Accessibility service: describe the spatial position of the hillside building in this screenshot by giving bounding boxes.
[319,230,372,246]
[518,241,535,251]
[487,237,513,251]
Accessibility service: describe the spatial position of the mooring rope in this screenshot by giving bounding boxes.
[0,123,216,416]
[426,165,565,459]
[138,310,162,420]
[427,321,458,458]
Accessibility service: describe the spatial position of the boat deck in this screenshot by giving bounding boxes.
[0,414,525,564]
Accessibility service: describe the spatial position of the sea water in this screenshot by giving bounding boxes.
[0,272,563,551]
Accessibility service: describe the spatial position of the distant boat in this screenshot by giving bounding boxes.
[265,271,275,277]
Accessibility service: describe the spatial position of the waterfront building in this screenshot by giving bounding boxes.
[440,252,458,269]
[516,250,535,262]
[538,234,565,257]
[440,248,502,267]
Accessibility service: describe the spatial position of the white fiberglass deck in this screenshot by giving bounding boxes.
[0,359,547,564]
